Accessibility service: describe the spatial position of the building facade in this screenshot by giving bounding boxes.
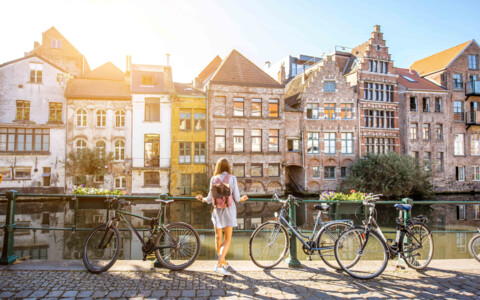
[0,55,68,193]
[206,50,285,195]
[170,83,207,196]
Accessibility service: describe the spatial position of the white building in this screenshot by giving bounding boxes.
[130,62,173,194]
[0,54,68,193]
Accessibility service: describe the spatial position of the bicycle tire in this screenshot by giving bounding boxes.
[154,222,200,271]
[402,223,434,270]
[317,222,355,270]
[468,234,480,263]
[335,226,389,280]
[249,222,289,269]
[82,223,121,274]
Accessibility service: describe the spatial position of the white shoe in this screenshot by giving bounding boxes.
[214,265,232,276]
[222,262,230,270]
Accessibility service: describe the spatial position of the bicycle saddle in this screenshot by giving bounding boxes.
[394,204,412,211]
[155,199,174,204]
[314,204,330,211]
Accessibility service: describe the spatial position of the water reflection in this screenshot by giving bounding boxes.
[1,195,480,261]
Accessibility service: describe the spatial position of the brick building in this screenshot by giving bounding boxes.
[411,40,480,192]
[285,55,357,192]
[205,50,285,195]
[334,25,400,157]
[64,62,132,192]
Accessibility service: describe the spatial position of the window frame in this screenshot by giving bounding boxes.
[114,176,126,189]
[324,132,336,154]
[233,97,244,117]
[250,164,263,177]
[144,171,160,186]
[268,99,279,118]
[323,81,336,92]
[410,97,417,112]
[76,109,87,127]
[145,97,160,122]
[324,166,336,179]
[96,110,106,127]
[251,98,262,117]
[307,132,319,154]
[179,110,192,131]
[16,100,30,121]
[115,110,125,128]
[144,134,160,167]
[214,128,226,152]
[193,112,206,131]
[324,103,336,119]
[251,129,262,153]
[306,103,320,119]
[268,164,280,177]
[49,102,62,123]
[340,103,353,119]
[341,132,353,154]
[233,164,245,178]
[454,134,465,156]
[287,139,300,152]
[268,129,279,152]
[179,142,192,164]
[114,140,125,161]
[233,129,245,152]
[453,101,464,122]
[194,142,206,164]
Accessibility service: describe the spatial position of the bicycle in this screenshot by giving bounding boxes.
[81,195,201,273]
[469,228,480,262]
[334,194,434,280]
[249,193,357,269]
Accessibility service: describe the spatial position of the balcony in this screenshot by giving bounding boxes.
[466,110,480,129]
[466,81,480,100]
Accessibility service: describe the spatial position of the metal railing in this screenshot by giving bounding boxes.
[1,191,480,267]
[466,80,480,95]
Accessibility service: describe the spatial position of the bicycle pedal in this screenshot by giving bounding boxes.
[395,264,406,270]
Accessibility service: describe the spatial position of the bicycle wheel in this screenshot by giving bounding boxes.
[154,222,200,271]
[469,234,480,263]
[82,223,121,274]
[317,222,355,270]
[249,222,289,268]
[402,223,434,270]
[335,227,389,280]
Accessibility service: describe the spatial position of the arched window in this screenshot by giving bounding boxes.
[96,110,106,127]
[95,141,106,157]
[75,139,86,154]
[76,109,87,127]
[115,140,125,161]
[115,110,125,127]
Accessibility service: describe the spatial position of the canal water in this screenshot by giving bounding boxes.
[0,194,479,263]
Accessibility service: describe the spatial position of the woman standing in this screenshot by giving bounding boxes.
[196,158,248,276]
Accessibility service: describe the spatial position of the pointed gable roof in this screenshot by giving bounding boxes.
[83,62,125,80]
[211,50,283,88]
[197,55,222,83]
[410,40,472,76]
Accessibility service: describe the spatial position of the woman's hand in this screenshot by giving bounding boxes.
[196,195,204,202]
[240,195,248,202]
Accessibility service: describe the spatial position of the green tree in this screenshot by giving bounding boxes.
[64,148,114,187]
[339,152,433,199]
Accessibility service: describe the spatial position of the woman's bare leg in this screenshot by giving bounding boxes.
[215,227,223,266]
[218,226,233,267]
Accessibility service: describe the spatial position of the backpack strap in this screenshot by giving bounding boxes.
[214,176,222,184]
[221,174,230,184]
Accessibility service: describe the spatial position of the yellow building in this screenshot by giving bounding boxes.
[170,83,207,196]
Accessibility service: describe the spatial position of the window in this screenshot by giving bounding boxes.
[251,99,262,117]
[233,129,244,152]
[341,133,353,154]
[76,109,87,127]
[115,177,126,189]
[364,82,373,100]
[324,104,335,119]
[251,164,263,177]
[0,168,12,180]
[312,166,320,178]
[374,84,383,101]
[268,99,279,117]
[15,168,31,180]
[142,75,154,86]
[306,103,319,119]
[385,85,394,102]
[114,140,125,161]
[251,129,262,152]
[194,142,206,163]
[194,113,205,130]
[233,98,244,117]
[179,111,191,131]
[473,166,480,181]
[453,74,463,89]
[387,138,395,153]
[16,100,30,121]
[369,60,377,72]
[115,110,125,127]
[471,134,480,155]
[375,138,385,154]
[75,139,86,154]
[436,152,444,172]
[456,166,465,181]
[324,132,336,154]
[454,134,464,155]
[268,164,280,177]
[324,166,336,179]
[434,98,442,112]
[457,205,466,220]
[180,174,191,195]
[410,97,417,111]
[412,151,419,162]
[307,132,319,154]
[422,98,429,112]
[179,142,191,164]
[424,152,432,171]
[287,139,300,152]
[475,205,480,219]
[341,167,348,179]
[453,101,464,121]
[95,141,106,157]
[422,124,430,140]
[410,123,418,140]
[144,134,160,167]
[457,232,467,253]
[214,129,226,152]
[145,98,160,121]
[0,128,49,152]
[49,103,62,123]
[469,55,479,70]
[94,175,104,183]
[268,129,279,152]
[340,103,353,119]
[375,111,384,128]
[385,111,394,128]
[435,124,443,140]
[144,171,160,186]
[42,167,51,186]
[324,81,336,92]
[96,110,106,127]
[365,137,374,154]
[50,39,62,49]
[365,110,374,127]
[29,63,43,83]
[233,164,245,178]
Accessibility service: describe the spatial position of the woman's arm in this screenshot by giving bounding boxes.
[204,177,214,204]
[231,175,241,202]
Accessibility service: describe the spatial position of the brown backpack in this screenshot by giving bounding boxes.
[211,174,233,209]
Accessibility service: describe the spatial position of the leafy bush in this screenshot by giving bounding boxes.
[72,185,124,196]
[339,152,433,199]
[320,190,370,201]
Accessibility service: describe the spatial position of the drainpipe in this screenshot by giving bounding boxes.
[302,129,306,191]
[357,98,362,158]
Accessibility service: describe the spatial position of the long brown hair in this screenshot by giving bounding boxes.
[213,158,231,176]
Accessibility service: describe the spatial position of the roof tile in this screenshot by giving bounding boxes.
[395,68,446,91]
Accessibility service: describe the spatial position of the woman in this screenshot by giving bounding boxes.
[196,158,248,276]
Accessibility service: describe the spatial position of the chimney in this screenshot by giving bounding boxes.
[33,41,40,49]
[374,25,381,32]
[125,55,132,80]
[277,63,285,84]
[265,61,271,69]
[166,54,171,67]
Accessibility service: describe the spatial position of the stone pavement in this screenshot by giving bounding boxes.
[1,259,480,299]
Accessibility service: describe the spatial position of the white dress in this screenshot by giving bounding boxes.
[205,172,241,229]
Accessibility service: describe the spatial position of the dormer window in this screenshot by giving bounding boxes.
[51,39,62,49]
[142,75,154,86]
[29,63,42,83]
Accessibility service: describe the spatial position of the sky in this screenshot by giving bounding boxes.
[1,0,480,82]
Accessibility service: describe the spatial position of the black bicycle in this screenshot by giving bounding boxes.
[81,196,200,273]
[469,228,480,263]
[334,194,434,279]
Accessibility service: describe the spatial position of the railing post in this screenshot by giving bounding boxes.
[1,190,18,265]
[286,197,301,268]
